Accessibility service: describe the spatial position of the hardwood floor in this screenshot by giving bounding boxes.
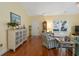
[3,36,72,56]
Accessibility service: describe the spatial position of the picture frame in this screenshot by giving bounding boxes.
[10,12,21,25]
[53,20,60,31]
[53,20,68,32]
[61,21,67,31]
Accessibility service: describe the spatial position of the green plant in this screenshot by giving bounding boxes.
[7,22,19,27]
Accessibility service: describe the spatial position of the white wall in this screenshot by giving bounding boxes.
[30,14,79,36]
[0,3,30,55]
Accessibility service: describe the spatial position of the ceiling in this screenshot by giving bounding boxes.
[21,2,79,16]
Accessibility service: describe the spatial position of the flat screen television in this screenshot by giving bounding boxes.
[75,26,79,33]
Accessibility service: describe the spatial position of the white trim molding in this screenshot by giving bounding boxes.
[0,50,8,56]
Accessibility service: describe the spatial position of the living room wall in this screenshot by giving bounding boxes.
[0,3,31,55]
[43,14,78,36]
[30,14,79,36]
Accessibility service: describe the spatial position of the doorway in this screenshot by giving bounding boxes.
[32,20,41,36]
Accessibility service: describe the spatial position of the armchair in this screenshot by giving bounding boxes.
[42,32,59,49]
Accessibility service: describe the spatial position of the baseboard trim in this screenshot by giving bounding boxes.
[0,50,8,56]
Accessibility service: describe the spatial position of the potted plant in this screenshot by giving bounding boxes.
[7,22,19,29]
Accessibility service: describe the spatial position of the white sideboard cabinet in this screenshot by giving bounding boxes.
[7,29,27,52]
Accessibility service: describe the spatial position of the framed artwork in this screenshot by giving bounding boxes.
[61,21,67,31]
[53,20,60,31]
[10,12,21,25]
[53,20,68,32]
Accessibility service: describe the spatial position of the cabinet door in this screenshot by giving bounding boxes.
[20,31,22,42]
[16,32,20,45]
[76,37,79,42]
[75,44,79,56]
[23,30,26,40]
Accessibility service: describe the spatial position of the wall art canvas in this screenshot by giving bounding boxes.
[53,20,68,32]
[61,21,67,31]
[53,20,60,31]
[10,12,21,25]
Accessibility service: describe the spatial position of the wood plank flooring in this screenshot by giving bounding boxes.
[3,36,72,56]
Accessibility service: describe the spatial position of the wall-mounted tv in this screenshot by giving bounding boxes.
[75,26,79,33]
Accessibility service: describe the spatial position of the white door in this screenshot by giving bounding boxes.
[32,20,41,36]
